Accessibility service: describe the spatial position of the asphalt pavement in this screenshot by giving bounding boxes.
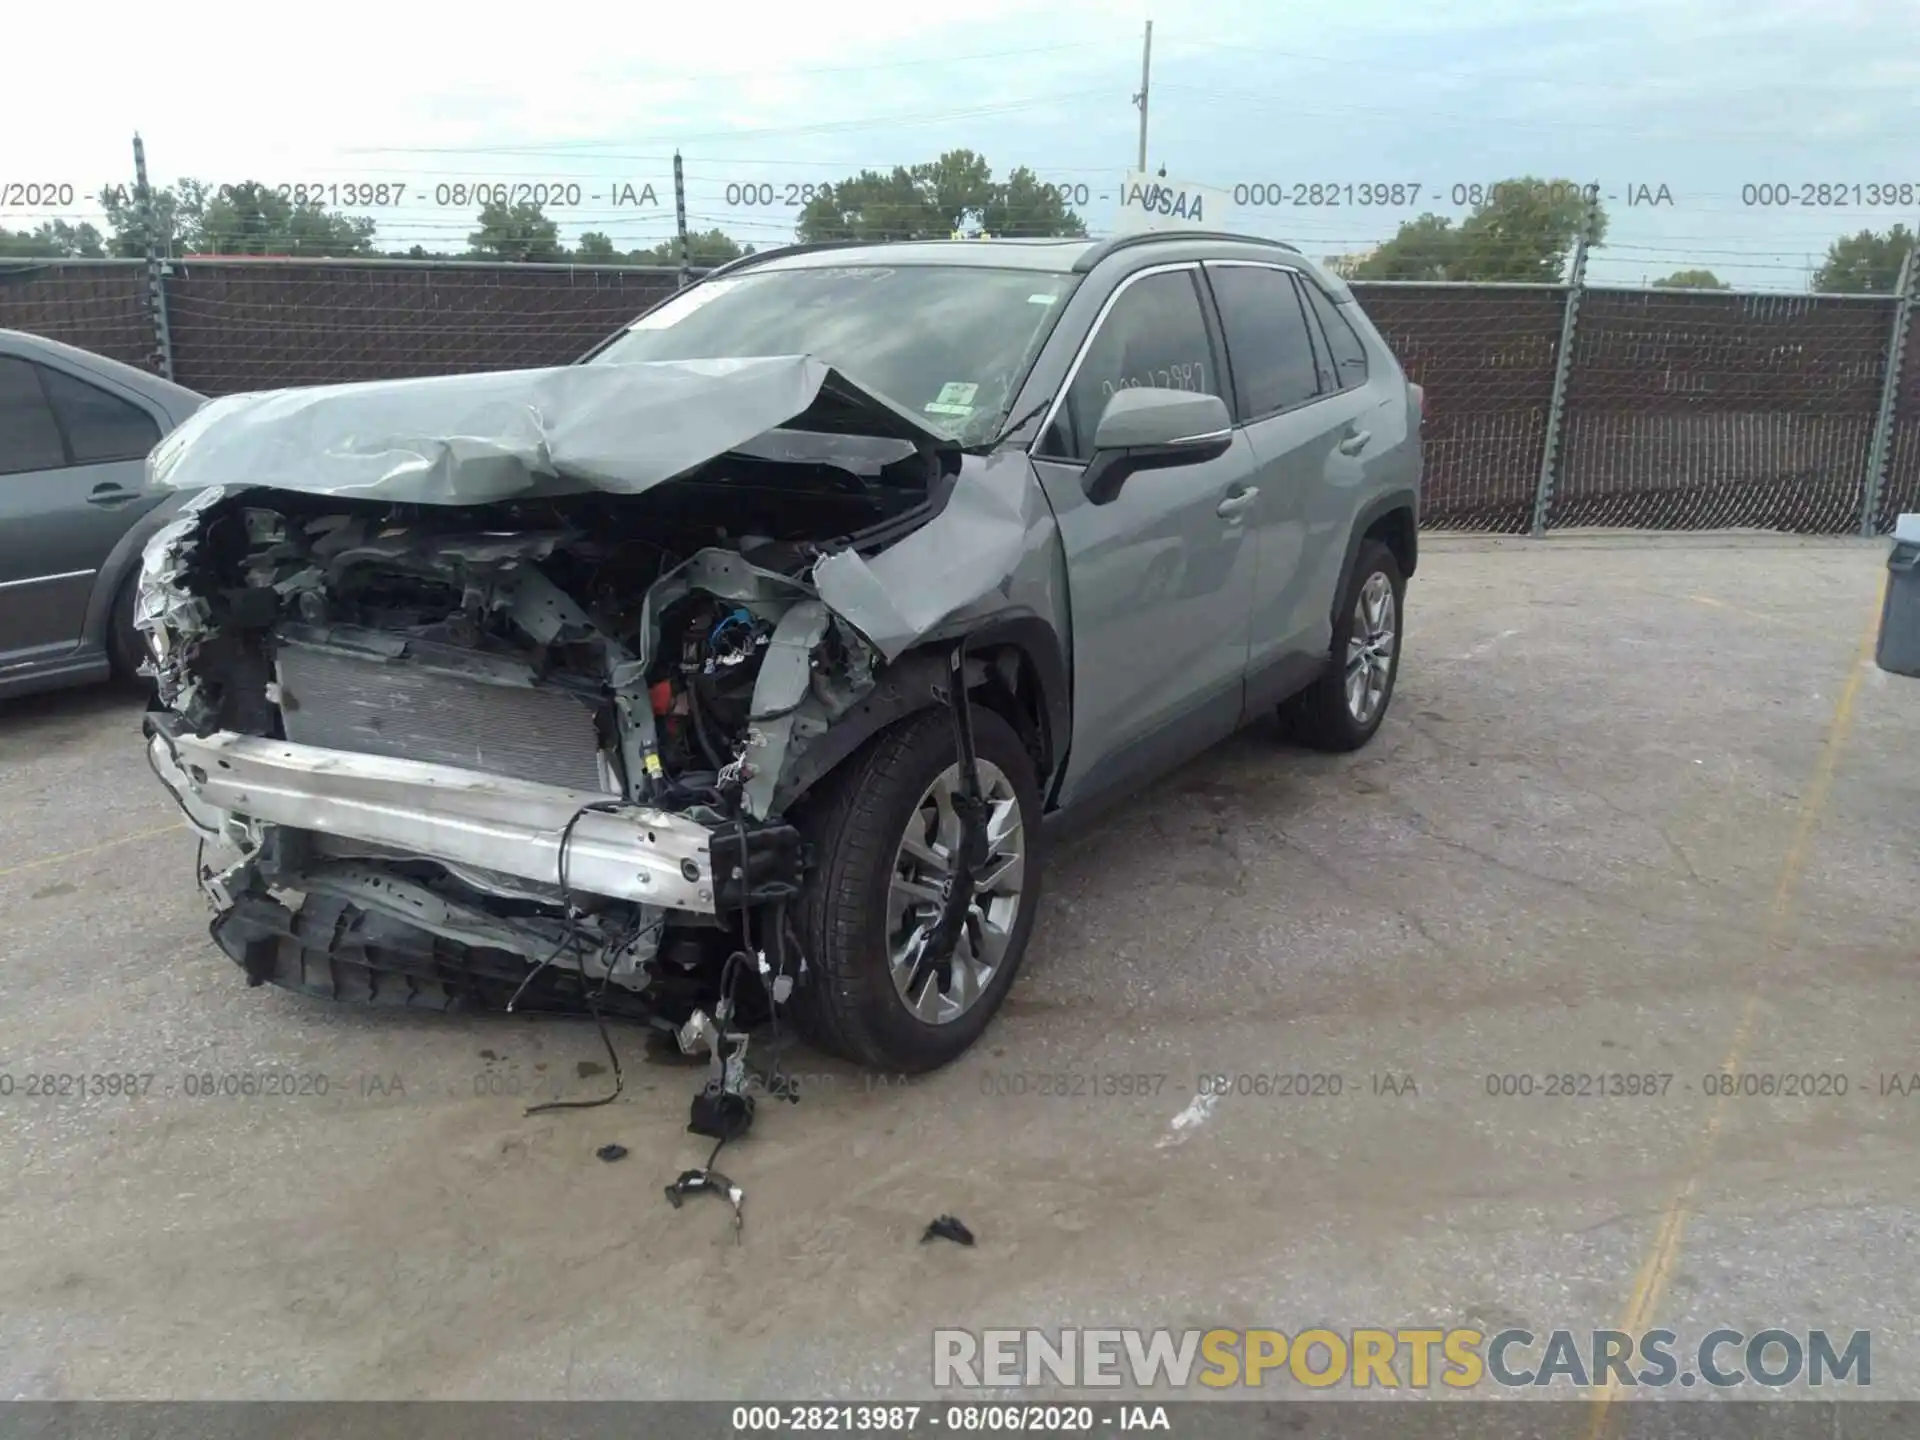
[2,533,1915,1405]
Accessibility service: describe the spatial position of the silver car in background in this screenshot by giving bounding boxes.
[0,330,203,698]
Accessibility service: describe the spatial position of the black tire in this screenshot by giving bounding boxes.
[1282,537,1405,752]
[789,704,1044,1073]
[106,574,148,686]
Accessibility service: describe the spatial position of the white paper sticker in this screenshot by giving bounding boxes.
[628,278,743,331]
[1028,293,1060,305]
[933,382,979,407]
[924,402,973,418]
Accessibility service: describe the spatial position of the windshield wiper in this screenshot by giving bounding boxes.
[967,395,1055,454]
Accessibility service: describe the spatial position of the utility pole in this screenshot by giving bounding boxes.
[1132,20,1153,173]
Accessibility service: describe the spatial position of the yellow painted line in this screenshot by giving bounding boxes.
[1584,586,1880,1439]
[0,820,188,881]
[1686,593,1778,624]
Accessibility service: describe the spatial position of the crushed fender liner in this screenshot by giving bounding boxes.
[130,351,1047,1035]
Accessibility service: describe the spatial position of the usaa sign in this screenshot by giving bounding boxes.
[1116,173,1234,234]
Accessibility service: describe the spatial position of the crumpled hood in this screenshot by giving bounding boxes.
[147,354,957,504]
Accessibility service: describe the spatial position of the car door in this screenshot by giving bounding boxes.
[0,354,164,668]
[1202,262,1378,710]
[1293,276,1405,638]
[1027,263,1261,809]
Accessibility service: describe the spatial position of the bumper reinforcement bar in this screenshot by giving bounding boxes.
[146,720,720,913]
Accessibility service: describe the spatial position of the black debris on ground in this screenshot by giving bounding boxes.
[922,1214,975,1247]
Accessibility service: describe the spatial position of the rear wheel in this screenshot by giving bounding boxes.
[1282,537,1404,752]
[790,705,1042,1072]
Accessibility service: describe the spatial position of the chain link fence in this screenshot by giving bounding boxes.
[0,262,151,371]
[3,256,1915,535]
[162,261,681,394]
[1880,304,1920,531]
[1351,284,1565,534]
[1552,289,1891,534]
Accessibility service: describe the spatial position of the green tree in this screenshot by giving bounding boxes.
[795,150,1086,242]
[1349,214,1457,281]
[982,166,1088,239]
[567,228,748,267]
[797,167,928,242]
[1812,225,1915,294]
[1353,179,1608,283]
[1651,268,1728,290]
[626,228,749,267]
[467,201,564,262]
[1454,177,1607,282]
[193,181,376,256]
[97,179,205,255]
[97,178,375,257]
[0,221,106,258]
[574,231,621,263]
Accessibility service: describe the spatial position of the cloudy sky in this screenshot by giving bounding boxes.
[6,0,1917,288]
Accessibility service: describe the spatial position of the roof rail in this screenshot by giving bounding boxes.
[701,238,895,280]
[1072,230,1303,273]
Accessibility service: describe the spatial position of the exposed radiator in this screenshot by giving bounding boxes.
[273,629,613,794]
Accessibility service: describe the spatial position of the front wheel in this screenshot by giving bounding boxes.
[790,704,1043,1072]
[1281,537,1404,751]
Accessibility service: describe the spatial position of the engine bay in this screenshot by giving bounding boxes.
[135,445,951,1033]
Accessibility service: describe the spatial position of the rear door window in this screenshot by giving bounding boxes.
[1205,264,1322,421]
[0,357,68,476]
[38,366,161,463]
[1302,282,1370,389]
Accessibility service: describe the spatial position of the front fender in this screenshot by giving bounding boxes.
[771,614,1070,813]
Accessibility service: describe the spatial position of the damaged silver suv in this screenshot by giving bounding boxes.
[137,232,1421,1073]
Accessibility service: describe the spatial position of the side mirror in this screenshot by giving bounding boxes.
[1083,388,1233,504]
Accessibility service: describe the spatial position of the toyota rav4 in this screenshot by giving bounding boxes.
[138,231,1421,1074]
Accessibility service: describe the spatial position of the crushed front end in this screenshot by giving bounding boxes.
[133,357,1017,1035]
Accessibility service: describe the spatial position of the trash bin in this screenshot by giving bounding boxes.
[1878,514,1920,677]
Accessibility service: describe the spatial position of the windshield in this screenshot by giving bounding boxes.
[590,264,1078,444]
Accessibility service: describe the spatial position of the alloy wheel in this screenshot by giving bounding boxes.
[886,760,1026,1024]
[1345,571,1397,725]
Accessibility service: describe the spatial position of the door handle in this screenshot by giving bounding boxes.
[1216,485,1259,518]
[87,484,136,508]
[1339,429,1372,456]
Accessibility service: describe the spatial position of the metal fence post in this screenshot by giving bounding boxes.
[673,151,690,290]
[1530,185,1600,537]
[1860,243,1917,536]
[132,132,175,381]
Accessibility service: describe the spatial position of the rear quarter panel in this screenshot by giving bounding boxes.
[1311,299,1420,619]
